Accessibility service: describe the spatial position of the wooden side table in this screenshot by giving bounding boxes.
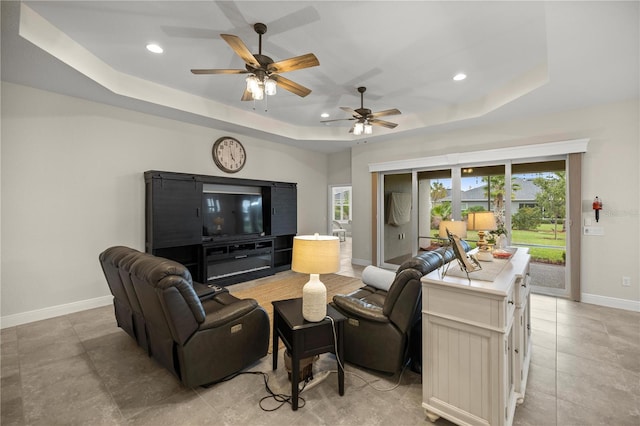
[272,298,346,410]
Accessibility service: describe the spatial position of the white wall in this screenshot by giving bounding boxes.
[351,99,640,309]
[1,82,330,324]
[327,150,352,186]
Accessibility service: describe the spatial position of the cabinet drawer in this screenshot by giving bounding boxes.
[424,286,509,330]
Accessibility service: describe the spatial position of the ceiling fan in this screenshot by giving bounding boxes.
[191,23,319,101]
[321,87,401,135]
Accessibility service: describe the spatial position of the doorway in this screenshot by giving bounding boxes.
[329,185,352,238]
[329,185,353,274]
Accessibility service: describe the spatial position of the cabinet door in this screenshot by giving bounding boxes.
[147,176,202,249]
[270,183,297,236]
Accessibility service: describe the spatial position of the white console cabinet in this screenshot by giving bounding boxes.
[421,248,531,426]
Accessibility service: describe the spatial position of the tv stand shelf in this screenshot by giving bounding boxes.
[203,237,275,286]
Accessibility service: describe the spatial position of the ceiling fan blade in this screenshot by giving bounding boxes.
[268,53,319,74]
[220,34,260,68]
[369,119,398,129]
[320,118,356,123]
[191,68,248,75]
[265,6,321,35]
[370,108,401,118]
[241,88,253,101]
[270,74,312,97]
[339,106,362,118]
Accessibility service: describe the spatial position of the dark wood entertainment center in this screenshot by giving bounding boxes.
[145,170,297,286]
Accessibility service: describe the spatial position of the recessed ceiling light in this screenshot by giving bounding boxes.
[453,73,467,81]
[320,112,330,118]
[146,43,163,54]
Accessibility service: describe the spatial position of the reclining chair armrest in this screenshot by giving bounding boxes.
[199,299,258,330]
[332,295,389,323]
[192,281,229,299]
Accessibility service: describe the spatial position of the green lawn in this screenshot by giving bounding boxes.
[503,224,566,264]
[511,223,566,247]
[527,247,565,264]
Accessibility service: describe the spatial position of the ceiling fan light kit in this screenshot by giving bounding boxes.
[353,121,372,136]
[321,86,401,135]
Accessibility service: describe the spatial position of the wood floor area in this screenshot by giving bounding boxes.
[228,237,364,352]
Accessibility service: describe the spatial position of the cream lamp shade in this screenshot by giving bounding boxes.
[292,234,340,322]
[438,220,467,239]
[466,211,497,248]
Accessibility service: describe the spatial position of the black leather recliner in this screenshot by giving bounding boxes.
[99,246,270,387]
[331,243,469,374]
[99,246,140,342]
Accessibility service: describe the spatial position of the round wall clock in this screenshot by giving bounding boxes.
[212,136,246,173]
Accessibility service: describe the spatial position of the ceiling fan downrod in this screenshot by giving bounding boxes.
[254,23,267,56]
[358,86,366,109]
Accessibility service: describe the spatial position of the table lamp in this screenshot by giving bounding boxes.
[467,211,497,248]
[439,220,467,239]
[292,234,340,322]
[467,211,497,261]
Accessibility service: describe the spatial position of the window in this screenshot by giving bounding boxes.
[332,186,352,222]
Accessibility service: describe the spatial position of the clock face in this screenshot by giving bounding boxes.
[212,137,246,173]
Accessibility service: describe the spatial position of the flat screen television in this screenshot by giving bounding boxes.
[202,188,263,239]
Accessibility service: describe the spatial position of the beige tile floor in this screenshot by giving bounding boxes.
[1,238,638,425]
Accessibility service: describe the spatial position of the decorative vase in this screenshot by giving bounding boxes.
[302,274,327,322]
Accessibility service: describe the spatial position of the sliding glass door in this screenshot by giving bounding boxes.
[377,158,570,296]
[460,164,507,242]
[417,169,453,250]
[511,160,567,296]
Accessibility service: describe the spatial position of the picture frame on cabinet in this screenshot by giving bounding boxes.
[445,230,481,282]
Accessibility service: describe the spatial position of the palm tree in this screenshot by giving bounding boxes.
[430,202,451,229]
[430,181,448,204]
[482,175,521,229]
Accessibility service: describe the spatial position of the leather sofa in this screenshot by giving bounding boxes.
[99,246,270,387]
[331,242,470,374]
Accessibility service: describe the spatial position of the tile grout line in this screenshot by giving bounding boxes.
[14,327,27,426]
[69,317,128,424]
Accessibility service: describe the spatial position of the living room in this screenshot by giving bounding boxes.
[2,1,639,425]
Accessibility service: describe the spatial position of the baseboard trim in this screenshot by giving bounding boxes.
[581,292,640,312]
[351,258,371,267]
[2,291,636,329]
[1,295,113,329]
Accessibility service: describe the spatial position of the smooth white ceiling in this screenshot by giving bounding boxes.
[2,1,638,153]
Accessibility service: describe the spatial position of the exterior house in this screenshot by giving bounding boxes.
[460,178,541,213]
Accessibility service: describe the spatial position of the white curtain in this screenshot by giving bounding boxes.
[388,192,412,226]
